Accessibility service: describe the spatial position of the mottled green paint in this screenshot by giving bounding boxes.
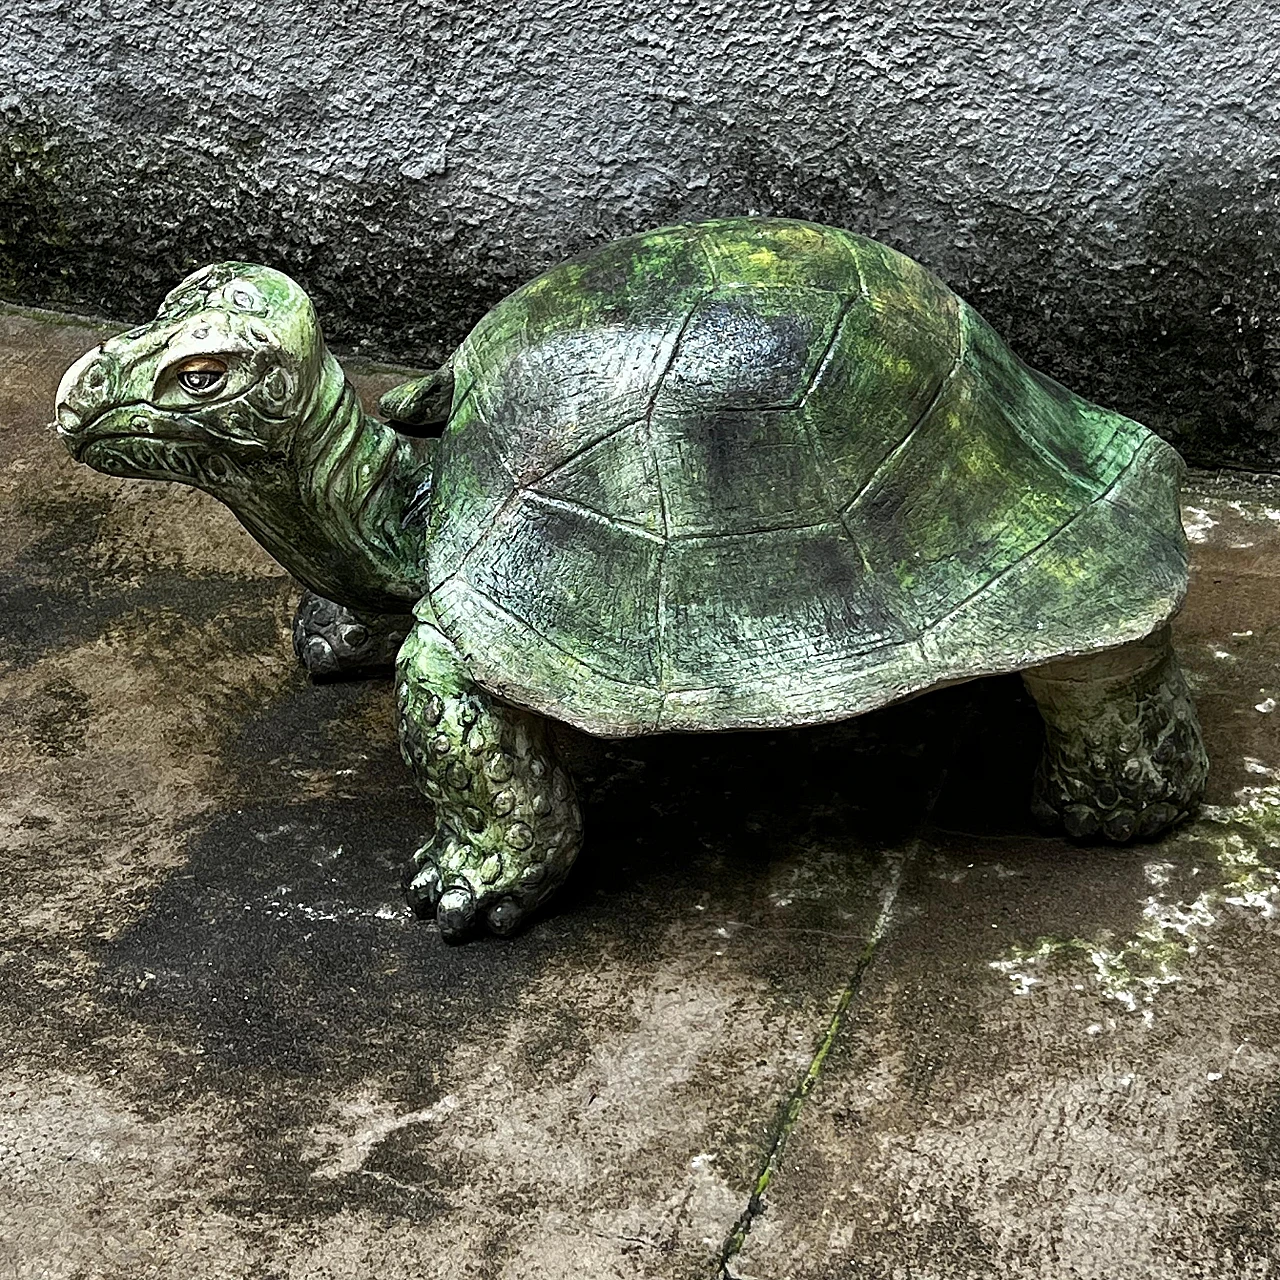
[395,606,585,937]
[960,306,1141,489]
[52,221,1205,938]
[56,219,1190,739]
[428,218,1187,735]
[458,225,708,385]
[701,219,859,292]
[55,262,434,614]
[535,423,665,535]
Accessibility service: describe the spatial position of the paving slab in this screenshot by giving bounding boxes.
[0,306,938,1278]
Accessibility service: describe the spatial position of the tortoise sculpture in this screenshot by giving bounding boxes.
[54,217,1208,940]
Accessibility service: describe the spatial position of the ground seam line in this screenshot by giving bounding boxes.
[716,843,913,1279]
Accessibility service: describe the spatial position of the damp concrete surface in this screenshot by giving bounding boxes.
[1,304,1278,1278]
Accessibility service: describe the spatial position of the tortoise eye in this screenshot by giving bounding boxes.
[176,357,228,395]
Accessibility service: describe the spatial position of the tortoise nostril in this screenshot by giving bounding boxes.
[55,348,120,429]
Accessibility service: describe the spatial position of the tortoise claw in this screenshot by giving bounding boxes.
[486,896,526,937]
[403,855,442,918]
[400,847,544,940]
[436,885,477,941]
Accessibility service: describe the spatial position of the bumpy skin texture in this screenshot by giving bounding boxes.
[1022,628,1208,842]
[291,591,412,677]
[395,611,583,941]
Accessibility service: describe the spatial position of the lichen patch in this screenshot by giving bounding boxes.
[990,775,1280,1014]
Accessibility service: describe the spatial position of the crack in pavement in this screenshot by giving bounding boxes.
[717,772,949,1280]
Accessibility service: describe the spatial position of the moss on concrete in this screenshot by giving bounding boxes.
[991,786,1280,1014]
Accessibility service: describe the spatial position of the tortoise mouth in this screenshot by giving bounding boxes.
[78,431,244,487]
[58,395,270,487]
[60,400,266,450]
[61,414,205,457]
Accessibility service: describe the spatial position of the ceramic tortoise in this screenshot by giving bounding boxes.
[54,217,1208,940]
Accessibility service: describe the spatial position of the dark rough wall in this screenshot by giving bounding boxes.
[3,0,1279,468]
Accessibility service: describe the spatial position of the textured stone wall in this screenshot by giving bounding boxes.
[3,0,1278,467]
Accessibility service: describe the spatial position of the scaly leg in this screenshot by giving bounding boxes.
[395,612,583,940]
[1022,626,1208,842]
[292,590,411,678]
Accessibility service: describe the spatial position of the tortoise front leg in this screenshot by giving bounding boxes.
[1021,626,1208,842]
[292,590,411,678]
[395,614,583,940]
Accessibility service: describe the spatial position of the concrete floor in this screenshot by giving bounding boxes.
[1,305,1278,1279]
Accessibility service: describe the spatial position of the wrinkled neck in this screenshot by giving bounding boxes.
[230,354,436,614]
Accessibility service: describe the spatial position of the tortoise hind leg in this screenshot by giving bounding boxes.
[1021,626,1208,842]
[292,590,411,678]
[396,613,583,940]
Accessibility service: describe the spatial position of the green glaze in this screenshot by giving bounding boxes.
[55,262,434,615]
[395,604,583,936]
[54,218,1207,939]
[429,218,1186,736]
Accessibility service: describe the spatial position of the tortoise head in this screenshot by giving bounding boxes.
[55,261,433,614]
[55,262,325,493]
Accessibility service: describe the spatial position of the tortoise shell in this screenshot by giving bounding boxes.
[422,218,1187,736]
